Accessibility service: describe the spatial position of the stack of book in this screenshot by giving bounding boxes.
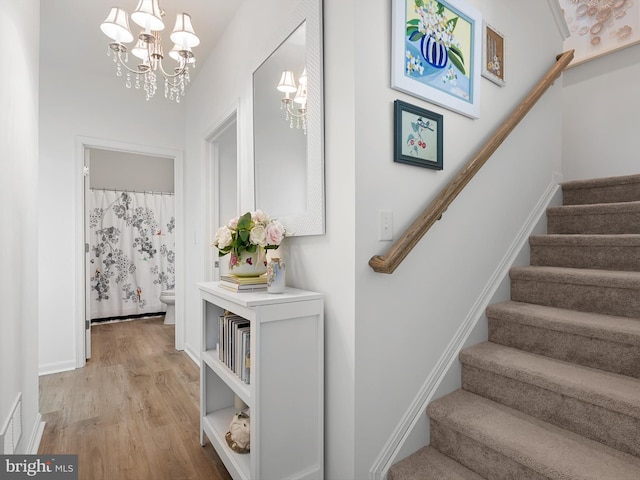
[217,311,251,384]
[219,274,267,292]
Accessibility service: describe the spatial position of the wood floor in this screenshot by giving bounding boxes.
[38,317,232,480]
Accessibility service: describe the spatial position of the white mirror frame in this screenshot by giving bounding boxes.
[252,0,324,236]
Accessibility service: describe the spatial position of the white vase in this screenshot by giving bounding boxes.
[229,249,267,277]
[267,257,286,293]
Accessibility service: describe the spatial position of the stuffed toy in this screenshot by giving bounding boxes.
[225,411,250,453]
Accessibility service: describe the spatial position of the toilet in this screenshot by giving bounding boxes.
[159,290,175,325]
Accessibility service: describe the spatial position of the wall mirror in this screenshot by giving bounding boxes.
[253,0,324,236]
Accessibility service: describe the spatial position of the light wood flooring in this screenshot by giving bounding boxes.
[39,317,232,480]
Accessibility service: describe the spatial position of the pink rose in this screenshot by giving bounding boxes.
[265,221,285,246]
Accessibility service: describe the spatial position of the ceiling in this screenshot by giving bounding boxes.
[40,0,244,80]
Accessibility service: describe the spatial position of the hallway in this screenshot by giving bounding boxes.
[38,317,232,480]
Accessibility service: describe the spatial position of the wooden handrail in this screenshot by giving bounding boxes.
[369,50,575,274]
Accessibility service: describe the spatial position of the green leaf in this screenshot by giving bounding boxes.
[409,30,424,42]
[238,230,250,243]
[447,17,458,30]
[448,45,464,64]
[415,0,424,7]
[447,50,466,75]
[406,26,418,36]
[237,212,252,230]
[406,19,421,26]
[437,3,444,14]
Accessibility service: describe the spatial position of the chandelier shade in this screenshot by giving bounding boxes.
[277,71,297,94]
[100,7,134,44]
[131,0,165,31]
[169,44,195,64]
[131,37,150,60]
[170,13,200,48]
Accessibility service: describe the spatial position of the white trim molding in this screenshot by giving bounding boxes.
[39,360,76,376]
[547,0,570,40]
[370,174,562,480]
[26,415,45,454]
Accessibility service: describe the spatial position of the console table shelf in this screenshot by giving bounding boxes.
[198,282,324,480]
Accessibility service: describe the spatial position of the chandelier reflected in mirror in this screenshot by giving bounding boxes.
[100,0,200,103]
[277,68,308,134]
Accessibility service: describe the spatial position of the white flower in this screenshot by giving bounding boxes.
[214,225,233,249]
[252,209,270,225]
[249,224,267,247]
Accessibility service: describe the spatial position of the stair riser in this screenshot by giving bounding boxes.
[430,420,548,480]
[511,279,640,319]
[563,184,640,206]
[547,212,640,234]
[530,245,640,271]
[488,317,640,378]
[462,365,640,458]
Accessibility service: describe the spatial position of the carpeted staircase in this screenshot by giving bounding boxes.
[389,174,640,480]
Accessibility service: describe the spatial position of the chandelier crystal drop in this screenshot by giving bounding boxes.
[100,0,199,103]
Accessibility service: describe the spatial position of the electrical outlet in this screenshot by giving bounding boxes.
[378,210,393,241]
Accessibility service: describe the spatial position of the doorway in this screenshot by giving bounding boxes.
[75,137,185,368]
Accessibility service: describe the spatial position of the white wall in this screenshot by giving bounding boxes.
[38,1,185,373]
[562,43,640,181]
[0,0,41,453]
[352,1,565,477]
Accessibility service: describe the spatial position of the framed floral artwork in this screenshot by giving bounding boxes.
[392,0,482,119]
[559,0,640,67]
[482,21,505,86]
[394,100,443,170]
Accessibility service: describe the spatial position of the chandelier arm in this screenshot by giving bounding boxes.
[284,104,307,118]
[156,60,188,80]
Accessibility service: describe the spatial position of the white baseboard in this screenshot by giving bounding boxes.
[26,414,45,454]
[370,176,561,480]
[39,360,76,376]
[184,343,200,366]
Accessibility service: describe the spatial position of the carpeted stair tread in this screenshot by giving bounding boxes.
[510,265,640,289]
[388,446,484,480]
[529,233,640,246]
[547,200,640,216]
[486,301,640,347]
[562,174,640,205]
[460,342,640,419]
[546,201,640,234]
[529,234,640,270]
[428,390,640,480]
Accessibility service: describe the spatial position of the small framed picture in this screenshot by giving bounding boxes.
[482,22,505,86]
[394,100,443,170]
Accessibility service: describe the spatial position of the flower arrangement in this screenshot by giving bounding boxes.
[406,0,466,74]
[213,210,285,268]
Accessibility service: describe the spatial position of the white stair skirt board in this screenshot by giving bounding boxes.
[369,172,563,480]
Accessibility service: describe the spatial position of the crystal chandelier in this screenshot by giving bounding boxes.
[100,0,200,103]
[277,68,308,134]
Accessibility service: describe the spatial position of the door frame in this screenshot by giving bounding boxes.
[203,101,243,282]
[74,136,185,368]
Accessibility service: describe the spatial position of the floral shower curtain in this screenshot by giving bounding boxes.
[89,189,175,320]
